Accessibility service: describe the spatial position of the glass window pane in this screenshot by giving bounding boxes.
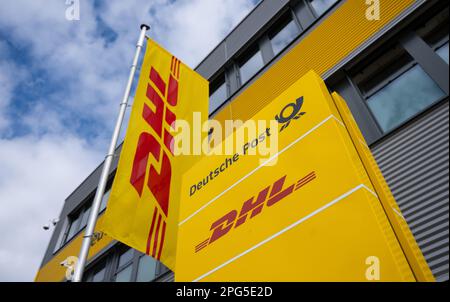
[270,19,299,56]
[367,64,445,133]
[66,214,82,241]
[92,266,106,282]
[79,206,91,230]
[310,0,338,17]
[118,249,133,268]
[239,50,263,85]
[136,256,157,282]
[210,81,227,114]
[100,189,110,212]
[436,42,449,64]
[115,265,132,282]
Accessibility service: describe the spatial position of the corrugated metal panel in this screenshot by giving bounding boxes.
[372,101,449,282]
[156,271,174,282]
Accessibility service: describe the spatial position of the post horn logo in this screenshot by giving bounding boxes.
[275,96,306,131]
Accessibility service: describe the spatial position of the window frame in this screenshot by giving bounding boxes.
[58,180,113,250]
[113,247,135,282]
[347,27,449,141]
[237,46,265,87]
[365,62,447,133]
[62,205,86,245]
[135,254,159,282]
[209,72,229,114]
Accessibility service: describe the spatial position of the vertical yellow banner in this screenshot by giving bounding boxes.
[103,38,208,271]
[331,92,435,282]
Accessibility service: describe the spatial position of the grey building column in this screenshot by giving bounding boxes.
[226,64,240,96]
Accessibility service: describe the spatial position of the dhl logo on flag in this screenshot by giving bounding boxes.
[103,38,208,270]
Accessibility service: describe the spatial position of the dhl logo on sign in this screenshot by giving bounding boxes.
[103,38,208,270]
[175,71,433,282]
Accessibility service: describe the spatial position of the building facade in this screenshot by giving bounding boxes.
[35,0,449,282]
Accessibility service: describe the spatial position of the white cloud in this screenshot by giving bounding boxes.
[0,0,258,281]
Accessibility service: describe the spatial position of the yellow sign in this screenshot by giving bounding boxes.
[103,38,208,271]
[175,71,432,281]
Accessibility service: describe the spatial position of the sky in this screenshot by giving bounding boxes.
[0,0,260,282]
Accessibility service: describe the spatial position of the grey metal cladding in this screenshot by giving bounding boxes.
[372,100,449,282]
[195,43,226,80]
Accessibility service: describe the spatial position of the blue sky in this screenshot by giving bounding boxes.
[0,0,260,281]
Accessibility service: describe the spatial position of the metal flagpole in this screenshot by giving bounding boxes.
[72,24,150,282]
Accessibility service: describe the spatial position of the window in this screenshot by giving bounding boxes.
[83,243,171,282]
[209,75,228,114]
[79,205,91,228]
[91,262,107,282]
[61,185,112,247]
[100,189,110,212]
[416,6,449,64]
[309,0,339,17]
[367,64,445,132]
[63,201,95,245]
[436,42,449,64]
[65,213,82,242]
[83,259,108,282]
[352,44,446,133]
[92,266,106,282]
[239,48,264,85]
[114,248,134,282]
[269,15,300,56]
[136,255,157,282]
[117,248,134,267]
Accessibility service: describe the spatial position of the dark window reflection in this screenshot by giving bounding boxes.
[270,18,299,56]
[114,265,132,282]
[209,77,227,114]
[239,49,263,85]
[117,249,133,268]
[309,0,338,17]
[436,42,449,64]
[92,266,106,282]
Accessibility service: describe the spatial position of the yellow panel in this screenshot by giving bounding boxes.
[214,0,416,124]
[175,71,416,281]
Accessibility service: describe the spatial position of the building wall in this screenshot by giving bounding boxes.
[35,0,449,282]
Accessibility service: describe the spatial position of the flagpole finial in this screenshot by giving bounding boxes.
[140,24,150,30]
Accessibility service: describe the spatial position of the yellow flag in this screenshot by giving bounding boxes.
[103,38,208,270]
